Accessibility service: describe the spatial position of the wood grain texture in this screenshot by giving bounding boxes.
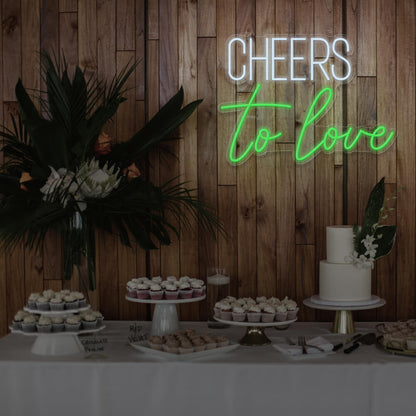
[1,1,416,337]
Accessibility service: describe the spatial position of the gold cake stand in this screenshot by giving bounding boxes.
[303,296,386,334]
[214,317,297,346]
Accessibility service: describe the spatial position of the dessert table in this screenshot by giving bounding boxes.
[0,321,415,416]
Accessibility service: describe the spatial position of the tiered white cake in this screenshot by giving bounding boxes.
[319,226,371,302]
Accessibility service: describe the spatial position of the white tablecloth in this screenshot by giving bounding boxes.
[0,321,415,416]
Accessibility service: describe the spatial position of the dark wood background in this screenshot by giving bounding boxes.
[1,0,415,337]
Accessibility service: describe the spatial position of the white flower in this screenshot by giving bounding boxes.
[40,166,78,207]
[76,159,121,199]
[361,234,376,250]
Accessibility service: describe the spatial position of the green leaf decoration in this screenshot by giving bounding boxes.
[0,51,222,290]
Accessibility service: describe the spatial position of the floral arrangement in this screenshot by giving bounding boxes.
[346,177,397,268]
[0,52,220,290]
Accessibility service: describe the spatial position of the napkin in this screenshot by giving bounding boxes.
[273,336,334,359]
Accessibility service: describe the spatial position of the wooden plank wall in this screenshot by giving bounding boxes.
[0,0,415,336]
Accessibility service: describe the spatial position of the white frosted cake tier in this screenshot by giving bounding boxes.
[326,225,354,264]
[319,260,372,302]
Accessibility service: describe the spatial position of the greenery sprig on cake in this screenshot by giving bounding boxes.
[0,52,221,290]
[348,177,397,268]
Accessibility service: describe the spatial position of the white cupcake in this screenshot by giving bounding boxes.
[64,295,79,310]
[65,315,81,331]
[36,296,50,311]
[43,289,55,300]
[36,316,52,333]
[49,296,65,311]
[28,293,40,309]
[261,304,276,323]
[275,304,288,321]
[21,315,37,332]
[220,303,232,321]
[81,313,97,330]
[91,310,104,325]
[247,304,261,322]
[166,275,177,283]
[51,316,65,332]
[151,276,163,284]
[12,311,28,330]
[232,305,246,322]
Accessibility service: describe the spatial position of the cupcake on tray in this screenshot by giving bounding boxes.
[73,292,87,308]
[36,296,50,311]
[191,280,205,298]
[81,313,97,330]
[36,316,52,333]
[261,304,276,323]
[91,310,104,325]
[165,284,179,300]
[51,316,65,332]
[178,282,193,299]
[64,315,82,331]
[126,281,137,298]
[219,303,232,321]
[282,297,298,320]
[151,276,163,284]
[232,305,246,322]
[136,283,150,299]
[149,283,164,300]
[275,304,288,321]
[64,294,79,310]
[247,304,261,323]
[12,311,28,330]
[49,296,65,311]
[21,315,37,332]
[166,275,178,284]
[28,293,40,309]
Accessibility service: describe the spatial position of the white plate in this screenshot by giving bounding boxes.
[23,305,91,316]
[214,316,297,327]
[309,295,381,307]
[10,324,105,336]
[125,295,205,304]
[130,341,239,360]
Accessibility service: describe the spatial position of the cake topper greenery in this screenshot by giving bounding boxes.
[348,177,397,268]
[0,52,221,290]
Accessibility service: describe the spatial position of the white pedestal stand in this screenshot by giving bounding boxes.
[303,295,385,334]
[125,295,205,336]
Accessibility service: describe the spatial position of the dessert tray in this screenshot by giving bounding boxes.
[308,295,382,307]
[23,305,91,316]
[214,317,297,346]
[130,341,239,361]
[125,295,206,336]
[376,335,416,357]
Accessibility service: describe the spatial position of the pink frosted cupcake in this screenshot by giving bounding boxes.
[261,304,276,323]
[136,283,150,299]
[232,305,246,322]
[149,284,164,300]
[165,284,179,300]
[126,282,138,298]
[179,282,193,299]
[214,302,223,318]
[247,304,261,323]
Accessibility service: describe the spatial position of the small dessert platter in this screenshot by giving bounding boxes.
[375,319,416,357]
[130,329,238,361]
[125,275,206,336]
[11,290,105,356]
[214,317,297,346]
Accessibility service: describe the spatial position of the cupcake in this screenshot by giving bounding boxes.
[261,304,276,323]
[220,303,232,321]
[81,313,98,330]
[136,283,150,299]
[232,305,246,322]
[191,280,205,298]
[28,293,40,309]
[165,284,179,300]
[256,296,267,304]
[247,304,261,323]
[275,304,288,321]
[179,282,193,299]
[166,275,178,283]
[36,316,52,333]
[214,302,223,318]
[60,289,71,296]
[283,298,298,320]
[21,315,37,332]
[64,295,79,310]
[73,292,87,308]
[179,276,191,284]
[149,284,164,300]
[49,296,65,311]
[126,281,138,298]
[65,315,82,331]
[149,335,163,350]
[151,276,163,284]
[12,311,27,330]
[43,289,55,300]
[91,310,104,325]
[36,296,50,311]
[51,316,65,332]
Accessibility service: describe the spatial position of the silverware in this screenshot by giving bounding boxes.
[298,336,307,354]
[333,333,362,351]
[344,333,376,354]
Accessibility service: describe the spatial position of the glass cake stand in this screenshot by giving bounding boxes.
[303,295,386,334]
[125,295,206,336]
[214,317,297,346]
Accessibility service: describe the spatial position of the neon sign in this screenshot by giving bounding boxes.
[221,35,395,164]
[220,84,395,164]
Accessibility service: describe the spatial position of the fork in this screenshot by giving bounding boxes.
[298,336,307,354]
